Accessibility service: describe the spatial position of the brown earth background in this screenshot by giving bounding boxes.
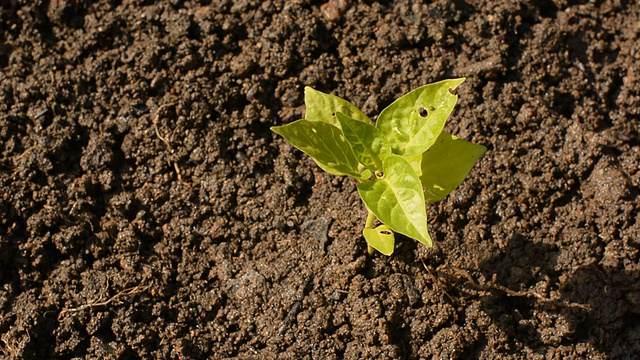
[1,0,639,359]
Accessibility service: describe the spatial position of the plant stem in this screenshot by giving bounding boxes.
[365,210,375,255]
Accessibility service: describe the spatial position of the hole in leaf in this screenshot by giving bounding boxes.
[418,107,428,117]
[380,230,392,235]
[332,112,336,117]
[448,87,459,95]
[375,171,384,178]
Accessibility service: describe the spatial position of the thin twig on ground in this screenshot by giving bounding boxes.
[153,103,191,188]
[422,260,458,306]
[439,265,591,310]
[58,283,151,320]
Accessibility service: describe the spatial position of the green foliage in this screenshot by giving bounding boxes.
[377,78,465,156]
[271,78,486,255]
[304,86,373,128]
[421,131,487,204]
[358,155,431,247]
[336,112,391,172]
[363,225,395,256]
[271,119,367,180]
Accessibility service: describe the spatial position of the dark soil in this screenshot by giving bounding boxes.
[1,0,639,359]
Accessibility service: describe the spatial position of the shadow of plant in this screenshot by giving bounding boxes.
[475,233,640,358]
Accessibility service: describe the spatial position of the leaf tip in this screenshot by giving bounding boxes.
[446,77,467,96]
[452,77,467,87]
[479,144,488,155]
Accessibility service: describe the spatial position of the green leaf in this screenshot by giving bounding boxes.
[336,112,391,171]
[403,154,424,178]
[271,119,366,179]
[305,87,373,129]
[358,155,432,247]
[363,225,395,255]
[421,131,487,204]
[376,78,466,157]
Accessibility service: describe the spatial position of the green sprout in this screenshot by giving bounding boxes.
[271,78,486,255]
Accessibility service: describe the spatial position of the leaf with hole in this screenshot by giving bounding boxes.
[363,225,395,256]
[358,155,432,247]
[271,79,484,256]
[376,78,466,156]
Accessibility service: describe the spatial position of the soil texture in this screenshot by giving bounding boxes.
[1,0,639,359]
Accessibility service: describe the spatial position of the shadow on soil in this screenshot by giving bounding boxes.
[478,233,640,357]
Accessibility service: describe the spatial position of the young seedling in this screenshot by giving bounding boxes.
[271,78,486,255]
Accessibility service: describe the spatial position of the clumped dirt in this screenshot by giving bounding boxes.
[0,0,639,359]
